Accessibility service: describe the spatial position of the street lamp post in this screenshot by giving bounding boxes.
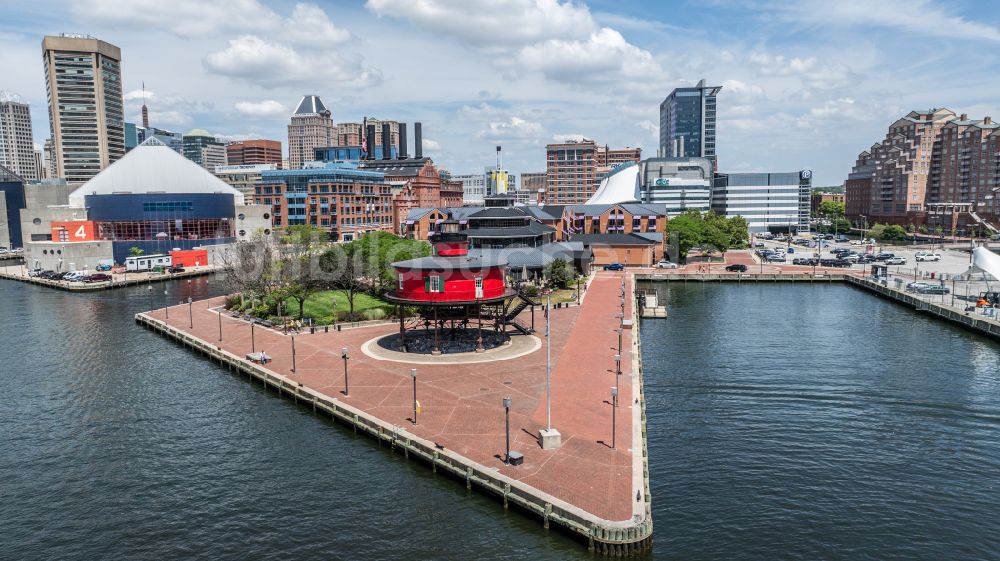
[188,296,193,329]
[615,353,621,380]
[503,396,512,464]
[411,368,418,425]
[218,309,223,341]
[341,347,349,396]
[614,327,622,355]
[291,335,296,373]
[610,386,618,449]
[251,322,255,353]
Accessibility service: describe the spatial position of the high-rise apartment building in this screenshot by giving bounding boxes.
[182,129,226,171]
[844,108,1000,231]
[597,146,642,168]
[288,95,335,169]
[659,79,720,169]
[0,91,38,180]
[226,139,282,167]
[545,139,598,204]
[42,34,124,184]
[337,119,399,154]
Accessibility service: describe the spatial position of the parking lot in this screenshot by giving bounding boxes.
[0,263,216,291]
[754,235,977,278]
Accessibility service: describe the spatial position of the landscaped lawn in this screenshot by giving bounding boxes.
[283,290,394,324]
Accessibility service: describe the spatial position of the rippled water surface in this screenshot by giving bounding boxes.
[642,282,1000,560]
[3,279,1000,560]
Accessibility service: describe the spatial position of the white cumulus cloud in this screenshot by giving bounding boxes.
[204,35,381,89]
[478,117,544,139]
[234,99,289,118]
[366,0,594,49]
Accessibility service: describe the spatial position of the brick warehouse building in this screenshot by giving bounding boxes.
[254,163,393,242]
[360,157,463,235]
[226,139,282,167]
[845,108,1000,233]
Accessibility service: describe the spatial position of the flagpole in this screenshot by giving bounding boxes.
[546,294,552,431]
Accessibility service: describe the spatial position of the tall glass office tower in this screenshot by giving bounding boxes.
[658,79,721,169]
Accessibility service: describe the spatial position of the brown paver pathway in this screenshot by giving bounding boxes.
[145,271,637,521]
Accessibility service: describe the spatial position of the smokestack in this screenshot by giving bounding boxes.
[414,122,422,159]
[366,124,376,159]
[398,122,408,159]
[381,123,391,160]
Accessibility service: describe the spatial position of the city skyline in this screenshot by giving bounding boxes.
[0,0,998,184]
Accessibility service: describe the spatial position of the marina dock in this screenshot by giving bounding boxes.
[136,272,653,554]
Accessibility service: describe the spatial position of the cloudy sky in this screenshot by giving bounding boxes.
[2,0,999,185]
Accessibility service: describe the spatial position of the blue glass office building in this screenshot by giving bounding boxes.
[659,79,721,168]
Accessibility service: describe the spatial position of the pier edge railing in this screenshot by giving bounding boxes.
[135,308,655,556]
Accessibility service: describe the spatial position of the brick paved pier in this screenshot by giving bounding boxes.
[136,271,652,554]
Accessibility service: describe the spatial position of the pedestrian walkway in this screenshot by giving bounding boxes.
[144,272,639,522]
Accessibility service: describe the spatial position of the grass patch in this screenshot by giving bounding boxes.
[283,290,393,324]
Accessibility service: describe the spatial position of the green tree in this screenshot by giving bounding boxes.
[543,258,573,289]
[319,243,365,314]
[276,225,328,318]
[665,210,707,258]
[355,231,431,295]
[869,223,906,242]
[665,210,749,259]
[819,200,846,217]
[129,246,144,257]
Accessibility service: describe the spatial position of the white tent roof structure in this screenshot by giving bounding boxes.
[587,163,640,205]
[68,137,245,207]
[971,247,1000,280]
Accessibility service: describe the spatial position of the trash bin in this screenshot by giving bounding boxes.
[324,326,329,333]
[930,272,936,279]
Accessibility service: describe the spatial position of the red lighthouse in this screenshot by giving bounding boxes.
[386,217,532,353]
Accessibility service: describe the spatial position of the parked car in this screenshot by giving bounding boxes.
[27,268,43,277]
[849,239,864,246]
[86,273,112,282]
[840,254,861,262]
[885,257,907,265]
[168,265,186,273]
[767,254,786,262]
[655,260,678,269]
[917,285,950,295]
[754,242,765,248]
[905,281,930,292]
[603,263,625,271]
[64,272,88,282]
[95,263,112,271]
[915,253,941,262]
[835,235,849,242]
[725,264,748,272]
[874,253,895,261]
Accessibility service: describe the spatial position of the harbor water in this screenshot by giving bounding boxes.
[3,279,1000,559]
